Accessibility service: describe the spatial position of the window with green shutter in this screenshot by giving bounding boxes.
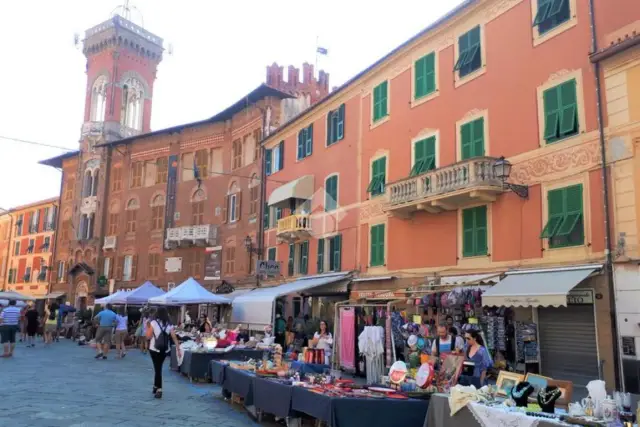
[325,175,338,212]
[460,117,485,160]
[264,204,270,229]
[454,26,482,78]
[317,239,325,274]
[533,0,571,35]
[299,241,309,275]
[268,247,277,261]
[327,104,345,146]
[288,243,295,276]
[329,234,342,272]
[410,136,436,177]
[367,157,386,197]
[540,184,584,248]
[370,224,385,267]
[297,125,313,160]
[462,206,488,257]
[274,207,282,228]
[372,81,389,122]
[414,52,436,100]
[543,79,578,144]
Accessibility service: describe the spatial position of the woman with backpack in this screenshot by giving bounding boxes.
[145,307,180,399]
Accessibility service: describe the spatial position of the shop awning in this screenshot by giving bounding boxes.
[268,175,314,207]
[231,272,351,326]
[440,273,501,285]
[44,291,66,299]
[482,264,602,308]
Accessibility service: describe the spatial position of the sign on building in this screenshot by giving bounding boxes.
[165,257,182,273]
[256,260,280,276]
[567,289,594,305]
[204,246,222,280]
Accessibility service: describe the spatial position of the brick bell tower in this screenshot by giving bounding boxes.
[67,6,164,298]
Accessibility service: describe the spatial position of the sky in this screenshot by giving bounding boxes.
[0,0,464,209]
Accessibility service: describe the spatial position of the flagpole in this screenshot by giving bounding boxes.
[315,35,319,71]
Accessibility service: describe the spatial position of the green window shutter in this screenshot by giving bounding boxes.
[415,54,435,99]
[424,53,436,94]
[371,157,386,196]
[533,0,552,25]
[265,149,272,176]
[543,86,561,142]
[370,224,385,266]
[454,32,469,71]
[325,175,338,212]
[268,247,276,261]
[275,207,282,221]
[300,241,309,274]
[327,113,334,145]
[278,141,285,170]
[474,206,488,256]
[559,80,578,136]
[297,131,304,160]
[555,185,583,238]
[264,204,270,229]
[380,81,388,118]
[472,118,485,157]
[331,234,342,272]
[337,104,345,140]
[411,137,436,176]
[373,81,388,122]
[288,243,295,276]
[461,122,473,160]
[462,208,475,257]
[305,124,313,156]
[548,0,568,19]
[317,239,325,274]
[541,188,567,238]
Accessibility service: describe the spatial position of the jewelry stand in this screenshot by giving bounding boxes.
[537,386,562,414]
[510,381,534,407]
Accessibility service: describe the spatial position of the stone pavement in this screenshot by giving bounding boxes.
[0,339,264,427]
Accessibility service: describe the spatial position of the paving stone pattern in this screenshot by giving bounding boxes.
[0,340,263,427]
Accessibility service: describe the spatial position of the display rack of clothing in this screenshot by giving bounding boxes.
[358,325,385,385]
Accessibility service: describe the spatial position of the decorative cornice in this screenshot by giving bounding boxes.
[359,199,387,223]
[485,0,524,22]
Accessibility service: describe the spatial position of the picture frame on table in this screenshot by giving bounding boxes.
[547,380,573,408]
[525,373,552,396]
[496,371,525,396]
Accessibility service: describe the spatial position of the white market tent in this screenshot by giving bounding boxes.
[112,281,165,305]
[148,277,231,306]
[0,299,26,307]
[0,291,34,301]
[95,290,130,305]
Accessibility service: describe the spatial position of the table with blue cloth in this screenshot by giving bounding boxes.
[290,361,330,375]
[223,365,255,406]
[172,347,267,381]
[209,360,227,384]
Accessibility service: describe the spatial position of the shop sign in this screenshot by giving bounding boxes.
[567,290,594,305]
[256,260,280,276]
[504,297,541,305]
[204,246,222,280]
[351,290,404,300]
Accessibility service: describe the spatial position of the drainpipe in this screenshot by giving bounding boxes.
[1,211,14,291]
[256,106,270,288]
[588,0,622,391]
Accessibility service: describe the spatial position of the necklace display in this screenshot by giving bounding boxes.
[537,386,562,414]
[510,381,534,407]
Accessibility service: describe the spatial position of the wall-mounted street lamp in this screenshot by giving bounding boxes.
[493,156,529,199]
[244,235,262,277]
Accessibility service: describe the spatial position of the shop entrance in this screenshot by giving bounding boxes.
[538,304,599,387]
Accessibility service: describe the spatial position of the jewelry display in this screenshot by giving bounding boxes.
[510,381,534,407]
[537,385,562,414]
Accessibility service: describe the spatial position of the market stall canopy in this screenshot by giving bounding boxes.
[43,291,66,300]
[217,288,255,301]
[148,277,231,305]
[482,264,602,308]
[0,299,26,307]
[95,290,130,305]
[231,272,351,327]
[0,291,34,301]
[113,281,165,305]
[268,175,314,208]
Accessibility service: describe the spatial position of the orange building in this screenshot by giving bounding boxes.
[0,212,12,291]
[260,0,640,389]
[3,198,58,298]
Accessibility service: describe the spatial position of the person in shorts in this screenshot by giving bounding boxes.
[93,304,117,360]
[44,304,58,345]
[0,300,22,357]
[114,306,128,359]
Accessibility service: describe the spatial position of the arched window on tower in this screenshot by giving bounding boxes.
[91,170,99,197]
[121,78,145,131]
[83,171,92,198]
[90,75,108,122]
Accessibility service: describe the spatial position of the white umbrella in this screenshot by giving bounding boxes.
[148,277,231,305]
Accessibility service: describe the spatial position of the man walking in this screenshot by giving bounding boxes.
[0,300,22,357]
[93,304,117,360]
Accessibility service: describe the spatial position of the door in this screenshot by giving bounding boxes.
[538,305,599,387]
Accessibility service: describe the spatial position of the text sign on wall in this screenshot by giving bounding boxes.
[204,246,222,281]
[164,155,179,234]
[256,260,280,276]
[567,289,594,305]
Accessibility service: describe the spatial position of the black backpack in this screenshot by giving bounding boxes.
[153,321,170,353]
[49,310,57,321]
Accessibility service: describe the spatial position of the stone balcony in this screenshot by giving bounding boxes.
[277,214,312,242]
[384,157,505,217]
[165,224,218,249]
[81,121,141,142]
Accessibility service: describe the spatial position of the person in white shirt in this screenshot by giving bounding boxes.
[115,307,129,359]
[311,320,333,365]
[431,325,464,358]
[145,307,180,399]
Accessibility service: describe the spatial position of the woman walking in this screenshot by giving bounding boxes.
[136,313,149,354]
[115,307,128,359]
[25,302,39,347]
[145,307,180,399]
[44,304,58,346]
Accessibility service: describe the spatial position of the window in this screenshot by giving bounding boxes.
[151,206,164,230]
[24,266,32,283]
[250,185,259,216]
[329,235,342,272]
[264,203,270,229]
[232,139,243,170]
[541,184,584,248]
[229,194,238,223]
[91,170,99,196]
[253,128,262,162]
[156,157,168,184]
[297,125,313,160]
[126,210,137,233]
[43,236,51,252]
[327,104,345,145]
[122,255,136,281]
[298,241,309,275]
[189,251,203,278]
[534,0,571,35]
[274,207,282,228]
[13,241,20,256]
[414,52,436,99]
[192,201,204,225]
[27,239,34,254]
[90,75,107,122]
[57,261,65,283]
[367,157,386,197]
[121,77,145,130]
[130,162,144,188]
[15,214,23,236]
[266,141,285,175]
[462,205,488,257]
[543,79,578,144]
[103,257,111,278]
[7,268,14,284]
[460,117,485,159]
[370,224,385,267]
[195,149,208,178]
[225,247,236,274]
[372,81,389,123]
[111,168,122,192]
[454,26,482,78]
[325,175,338,212]
[211,148,223,176]
[411,136,436,176]
[64,180,75,200]
[268,247,277,261]
[148,253,160,278]
[317,239,325,274]
[108,213,119,235]
[288,243,295,276]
